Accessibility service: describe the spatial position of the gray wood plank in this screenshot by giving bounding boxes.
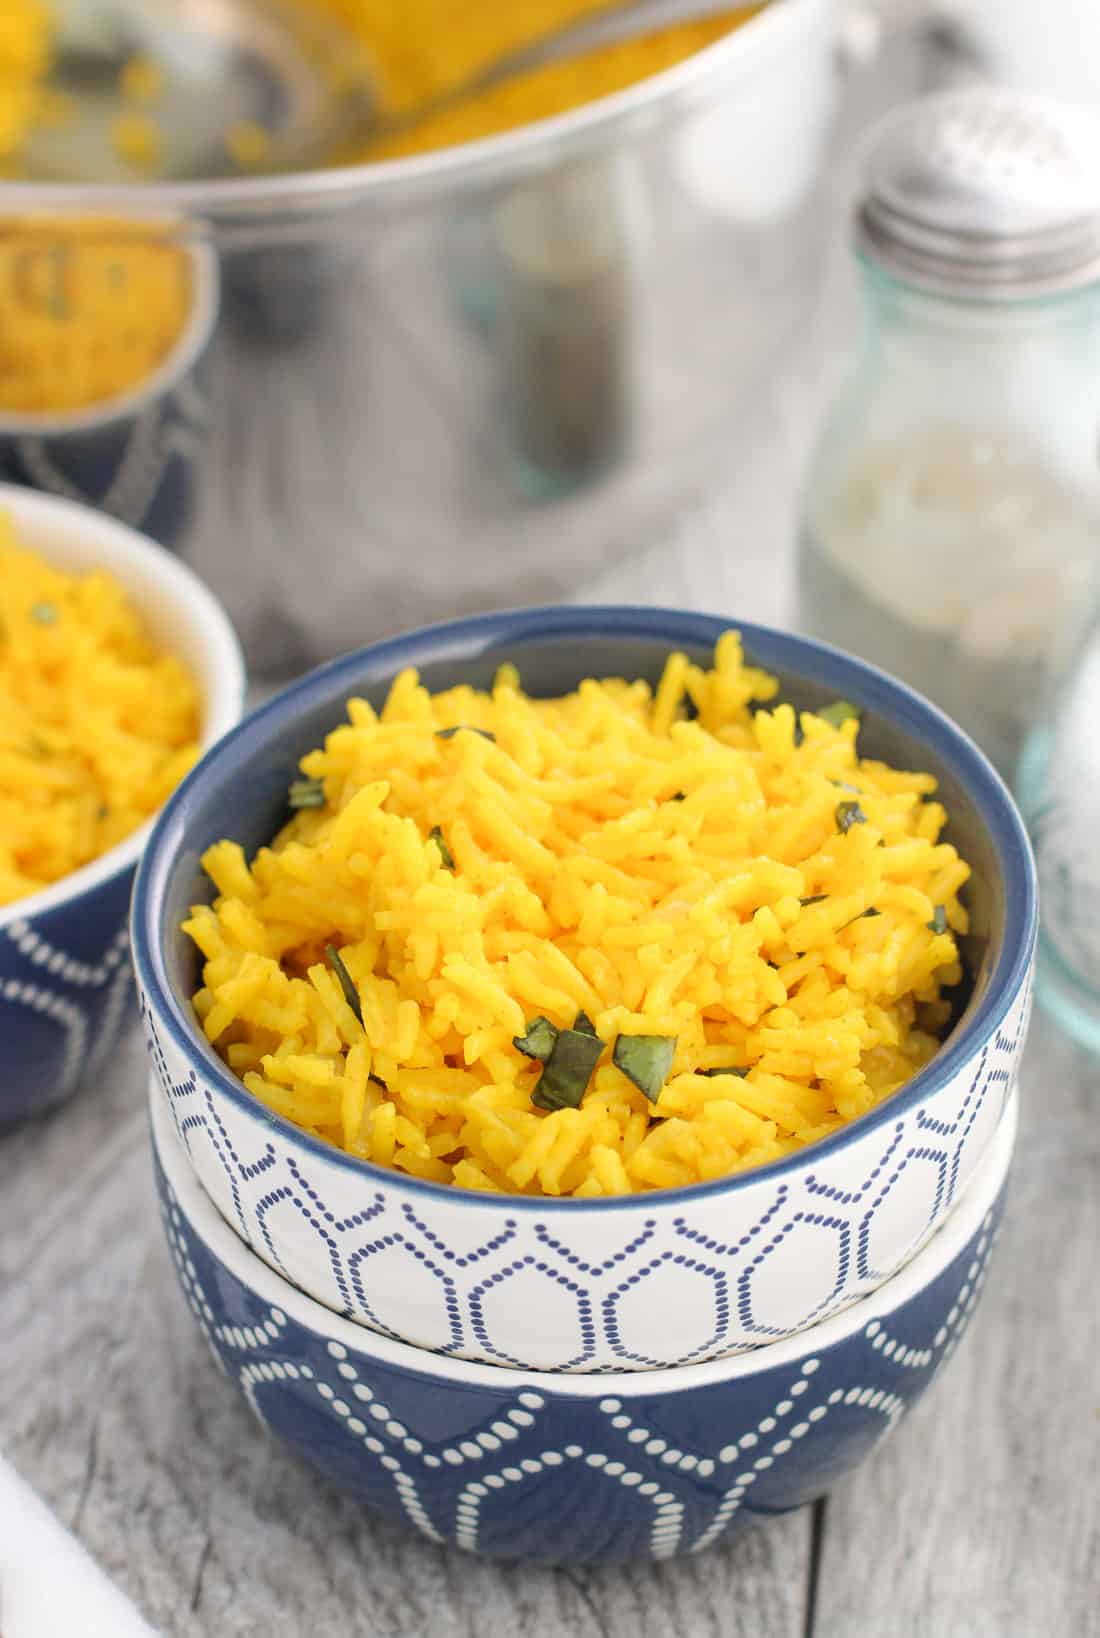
[1,1030,811,1638]
[813,1011,1100,1638]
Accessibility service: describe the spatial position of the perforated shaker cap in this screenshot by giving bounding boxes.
[857,89,1100,299]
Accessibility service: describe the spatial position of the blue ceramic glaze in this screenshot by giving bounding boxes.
[153,1084,1014,1566]
[3,375,208,549]
[0,870,136,1124]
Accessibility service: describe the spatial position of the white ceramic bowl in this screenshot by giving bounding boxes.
[0,484,245,1123]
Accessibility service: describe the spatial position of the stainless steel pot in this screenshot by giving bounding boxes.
[0,0,842,675]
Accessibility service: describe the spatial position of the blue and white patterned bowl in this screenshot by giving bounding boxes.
[133,608,1036,1371]
[0,232,218,550]
[152,1076,1017,1566]
[0,485,245,1126]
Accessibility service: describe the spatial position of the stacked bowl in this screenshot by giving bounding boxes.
[133,608,1036,1565]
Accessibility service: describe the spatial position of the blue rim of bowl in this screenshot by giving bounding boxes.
[132,605,1038,1214]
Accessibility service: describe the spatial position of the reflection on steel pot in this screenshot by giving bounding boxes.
[0,0,839,676]
[0,229,219,549]
[492,154,641,496]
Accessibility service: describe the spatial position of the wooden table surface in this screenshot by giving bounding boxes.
[4,26,1099,1638]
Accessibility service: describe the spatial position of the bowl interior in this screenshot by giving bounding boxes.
[0,482,245,929]
[137,607,1035,1197]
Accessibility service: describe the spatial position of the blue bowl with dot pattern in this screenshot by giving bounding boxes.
[134,607,1035,1371]
[152,1076,1015,1566]
[0,486,244,1126]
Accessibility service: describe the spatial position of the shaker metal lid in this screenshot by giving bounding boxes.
[857,88,1100,298]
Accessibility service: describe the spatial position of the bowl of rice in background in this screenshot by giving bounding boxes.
[0,215,218,547]
[0,483,244,1125]
[133,607,1036,1372]
[151,1059,1017,1564]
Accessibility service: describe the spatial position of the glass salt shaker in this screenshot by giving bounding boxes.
[1017,607,1100,1052]
[798,89,1100,781]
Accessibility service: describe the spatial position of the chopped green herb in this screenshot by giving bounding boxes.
[697,1065,750,1079]
[325,945,363,1025]
[429,826,455,870]
[30,602,58,624]
[836,800,867,833]
[573,1009,598,1037]
[613,1035,677,1104]
[818,700,862,730]
[839,906,882,931]
[513,1016,558,1063]
[96,803,109,820]
[436,726,496,743]
[830,779,860,793]
[532,1025,604,1112]
[288,777,325,810]
[928,905,948,936]
[800,894,828,907]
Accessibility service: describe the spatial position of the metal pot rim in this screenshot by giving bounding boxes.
[0,0,824,226]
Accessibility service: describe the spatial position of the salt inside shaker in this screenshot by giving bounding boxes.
[798,88,1100,778]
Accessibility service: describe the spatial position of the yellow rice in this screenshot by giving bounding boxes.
[0,0,761,177]
[0,217,194,414]
[344,6,761,162]
[185,635,971,1198]
[0,0,50,165]
[0,514,201,906]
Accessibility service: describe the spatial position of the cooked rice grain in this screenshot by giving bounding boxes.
[185,634,970,1197]
[0,513,201,905]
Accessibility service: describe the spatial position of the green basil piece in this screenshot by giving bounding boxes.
[532,1026,604,1112]
[325,945,363,1025]
[839,906,882,931]
[818,700,861,730]
[697,1066,750,1079]
[800,894,828,907]
[288,778,325,810]
[928,905,948,936]
[429,826,455,870]
[436,726,496,743]
[836,800,867,834]
[613,1035,677,1105]
[513,1016,559,1063]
